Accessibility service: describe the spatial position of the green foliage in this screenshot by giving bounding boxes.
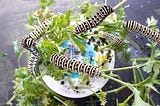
[146,16,159,32]
[80,2,98,17]
[9,0,160,106]
[40,0,56,9]
[7,67,52,106]
[132,88,150,106]
[95,89,107,106]
[13,40,21,58]
[26,14,35,25]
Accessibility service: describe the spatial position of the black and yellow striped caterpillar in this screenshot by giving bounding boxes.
[123,20,160,42]
[27,53,39,76]
[21,18,53,75]
[21,18,53,49]
[103,32,123,46]
[74,5,114,34]
[50,53,101,77]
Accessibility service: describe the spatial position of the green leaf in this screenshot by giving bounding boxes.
[80,2,98,17]
[154,48,160,57]
[13,40,21,58]
[26,14,34,25]
[40,0,55,8]
[142,61,154,73]
[70,34,86,55]
[153,80,160,85]
[40,0,48,8]
[132,88,150,106]
[153,63,160,73]
[47,0,56,7]
[146,16,159,32]
[96,89,107,106]
[60,10,71,27]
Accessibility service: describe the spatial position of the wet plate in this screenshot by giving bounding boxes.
[42,40,115,98]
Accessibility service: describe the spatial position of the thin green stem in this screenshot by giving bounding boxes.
[119,93,134,105]
[98,45,110,51]
[149,96,155,106]
[102,63,146,72]
[150,43,157,59]
[54,96,68,106]
[18,49,26,67]
[103,74,134,91]
[90,96,94,106]
[113,0,127,10]
[104,0,107,5]
[144,68,159,102]
[132,62,144,84]
[71,0,76,13]
[126,37,143,53]
[130,57,149,62]
[106,86,126,94]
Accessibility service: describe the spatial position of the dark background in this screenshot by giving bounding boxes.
[0,0,160,105]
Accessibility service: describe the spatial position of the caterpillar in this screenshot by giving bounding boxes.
[25,18,52,40]
[28,46,40,58]
[50,53,101,77]
[74,5,114,34]
[21,18,53,49]
[103,32,123,45]
[21,37,40,57]
[21,18,53,75]
[27,53,39,76]
[123,20,160,42]
[21,37,35,49]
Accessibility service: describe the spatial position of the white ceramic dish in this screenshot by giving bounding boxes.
[42,50,115,98]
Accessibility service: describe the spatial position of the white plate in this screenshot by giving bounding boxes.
[42,40,115,98]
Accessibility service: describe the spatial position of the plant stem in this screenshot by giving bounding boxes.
[113,0,127,10]
[126,37,143,53]
[102,63,146,72]
[130,57,149,62]
[98,45,110,51]
[104,0,107,5]
[103,74,134,91]
[106,85,126,94]
[149,96,155,106]
[54,96,68,106]
[18,49,26,67]
[144,67,159,102]
[119,93,134,105]
[150,43,157,59]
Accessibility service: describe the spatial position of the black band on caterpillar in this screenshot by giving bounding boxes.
[50,53,101,77]
[74,5,114,34]
[27,53,39,76]
[123,20,160,42]
[103,32,123,45]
